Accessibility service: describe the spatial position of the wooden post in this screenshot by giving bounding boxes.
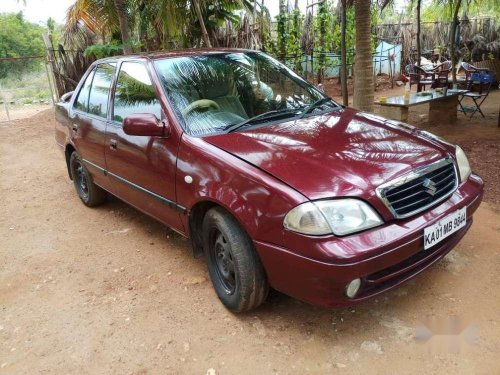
[44,61,56,105]
[3,102,11,122]
[42,33,62,100]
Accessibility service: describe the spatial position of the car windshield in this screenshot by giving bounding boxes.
[153,52,337,136]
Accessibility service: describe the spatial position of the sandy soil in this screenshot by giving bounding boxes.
[1,92,500,375]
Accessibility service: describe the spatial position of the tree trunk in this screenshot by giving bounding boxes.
[278,0,286,61]
[114,0,132,54]
[193,0,212,48]
[416,0,421,65]
[353,0,374,112]
[317,0,327,84]
[340,0,348,106]
[450,0,462,83]
[252,0,257,49]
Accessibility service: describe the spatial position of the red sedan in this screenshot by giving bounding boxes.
[55,50,483,312]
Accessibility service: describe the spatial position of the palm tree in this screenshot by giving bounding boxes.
[193,0,212,47]
[66,0,120,41]
[448,0,463,83]
[352,0,374,112]
[114,0,132,53]
[65,0,255,51]
[380,0,422,64]
[340,0,348,106]
[415,0,422,64]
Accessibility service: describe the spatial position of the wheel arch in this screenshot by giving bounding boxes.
[65,143,76,180]
[188,199,252,258]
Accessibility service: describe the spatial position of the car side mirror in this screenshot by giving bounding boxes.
[61,91,74,103]
[316,83,325,93]
[123,113,169,137]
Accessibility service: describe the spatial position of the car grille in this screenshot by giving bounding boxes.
[377,157,458,218]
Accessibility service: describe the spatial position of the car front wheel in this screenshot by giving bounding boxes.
[203,207,269,312]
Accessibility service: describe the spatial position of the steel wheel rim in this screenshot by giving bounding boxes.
[209,227,236,295]
[73,160,89,201]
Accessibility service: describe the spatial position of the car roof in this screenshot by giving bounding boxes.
[94,48,256,64]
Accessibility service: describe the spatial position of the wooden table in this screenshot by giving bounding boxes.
[374,89,468,123]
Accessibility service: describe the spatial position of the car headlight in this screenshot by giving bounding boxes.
[455,145,471,183]
[284,199,383,236]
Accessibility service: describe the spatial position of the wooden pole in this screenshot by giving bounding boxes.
[42,33,62,100]
[44,61,56,105]
[416,0,421,65]
[3,102,10,122]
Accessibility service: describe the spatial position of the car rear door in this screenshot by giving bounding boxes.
[104,60,184,233]
[70,62,115,190]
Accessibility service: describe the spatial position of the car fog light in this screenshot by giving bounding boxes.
[345,278,361,298]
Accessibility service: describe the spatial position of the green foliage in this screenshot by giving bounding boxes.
[47,17,56,32]
[84,40,142,59]
[272,5,305,73]
[289,9,304,73]
[380,0,500,23]
[314,0,331,77]
[84,42,123,59]
[0,12,47,79]
[312,2,356,77]
[370,4,378,53]
[276,8,287,60]
[0,70,52,104]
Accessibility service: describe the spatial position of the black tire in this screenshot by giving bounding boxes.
[69,152,106,207]
[202,207,269,312]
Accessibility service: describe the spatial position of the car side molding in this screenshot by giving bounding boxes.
[82,158,187,214]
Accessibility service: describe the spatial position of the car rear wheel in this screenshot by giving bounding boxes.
[202,207,269,312]
[69,152,106,207]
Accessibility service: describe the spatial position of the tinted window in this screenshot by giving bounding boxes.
[74,68,95,112]
[88,63,115,118]
[113,62,161,123]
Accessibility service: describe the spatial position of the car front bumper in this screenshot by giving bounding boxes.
[254,174,484,308]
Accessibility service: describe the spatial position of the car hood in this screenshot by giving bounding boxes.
[204,108,448,200]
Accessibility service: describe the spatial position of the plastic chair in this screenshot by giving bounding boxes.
[405,64,434,92]
[432,61,451,88]
[459,62,490,83]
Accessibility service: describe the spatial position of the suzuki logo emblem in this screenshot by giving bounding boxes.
[422,178,437,196]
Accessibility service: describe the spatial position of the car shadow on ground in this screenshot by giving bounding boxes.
[99,192,432,336]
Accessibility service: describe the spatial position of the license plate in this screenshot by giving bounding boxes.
[423,207,467,250]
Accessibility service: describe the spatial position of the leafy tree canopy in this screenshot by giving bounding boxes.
[0,12,48,79]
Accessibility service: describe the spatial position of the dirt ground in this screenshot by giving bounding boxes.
[0,104,53,123]
[1,91,500,375]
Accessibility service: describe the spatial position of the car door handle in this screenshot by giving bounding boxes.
[72,124,79,132]
[110,139,118,150]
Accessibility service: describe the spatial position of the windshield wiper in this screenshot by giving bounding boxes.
[298,96,336,119]
[225,109,300,133]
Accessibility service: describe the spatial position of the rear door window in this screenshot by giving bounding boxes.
[74,68,95,112]
[87,63,116,118]
[113,62,162,123]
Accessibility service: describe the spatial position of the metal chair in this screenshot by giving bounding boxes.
[458,80,491,118]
